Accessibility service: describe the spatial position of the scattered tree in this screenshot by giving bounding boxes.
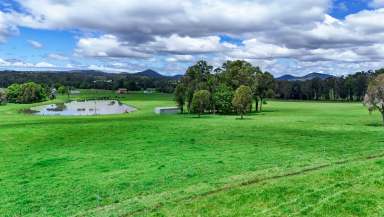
[191,90,211,117]
[232,85,252,119]
[254,71,275,112]
[364,74,384,125]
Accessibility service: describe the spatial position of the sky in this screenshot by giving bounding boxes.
[0,0,384,76]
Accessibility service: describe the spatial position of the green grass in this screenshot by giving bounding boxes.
[0,90,383,216]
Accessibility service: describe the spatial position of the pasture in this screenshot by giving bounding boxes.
[0,90,383,216]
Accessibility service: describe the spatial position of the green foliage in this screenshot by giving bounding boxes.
[254,71,275,111]
[213,84,234,113]
[220,60,259,90]
[232,85,253,119]
[174,83,186,113]
[0,89,7,105]
[6,82,47,104]
[364,74,384,125]
[191,90,211,117]
[57,86,69,95]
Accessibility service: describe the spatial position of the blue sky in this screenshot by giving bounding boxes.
[0,0,384,76]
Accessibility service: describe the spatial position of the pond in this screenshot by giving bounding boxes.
[31,100,136,116]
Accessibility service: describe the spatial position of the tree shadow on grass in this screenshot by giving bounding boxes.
[366,122,384,127]
[234,117,254,120]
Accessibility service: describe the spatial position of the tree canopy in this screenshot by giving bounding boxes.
[7,82,47,104]
[232,85,253,119]
[191,90,211,117]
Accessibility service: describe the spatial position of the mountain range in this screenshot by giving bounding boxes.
[276,72,334,81]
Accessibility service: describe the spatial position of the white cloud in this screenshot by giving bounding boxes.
[28,40,43,48]
[48,53,68,60]
[166,55,194,62]
[75,34,151,58]
[152,34,227,54]
[13,0,329,39]
[35,61,55,68]
[0,58,56,69]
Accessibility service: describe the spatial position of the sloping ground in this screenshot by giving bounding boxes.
[0,91,383,216]
[135,155,384,217]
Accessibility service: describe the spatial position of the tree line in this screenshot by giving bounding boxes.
[275,69,384,101]
[0,70,177,93]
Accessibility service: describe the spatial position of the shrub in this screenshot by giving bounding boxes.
[7,82,47,104]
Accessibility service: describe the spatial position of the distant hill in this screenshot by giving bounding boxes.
[133,69,164,78]
[132,69,183,79]
[277,72,334,81]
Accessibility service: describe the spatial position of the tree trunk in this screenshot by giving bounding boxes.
[255,99,259,112]
[241,113,243,119]
[382,112,384,126]
[259,97,263,112]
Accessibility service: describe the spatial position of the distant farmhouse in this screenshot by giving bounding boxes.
[116,88,128,94]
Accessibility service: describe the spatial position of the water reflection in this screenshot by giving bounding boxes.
[31,100,135,116]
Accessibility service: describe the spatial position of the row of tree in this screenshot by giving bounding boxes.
[276,70,384,101]
[174,60,275,117]
[0,71,177,93]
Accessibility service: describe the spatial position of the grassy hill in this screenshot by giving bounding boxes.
[0,90,383,216]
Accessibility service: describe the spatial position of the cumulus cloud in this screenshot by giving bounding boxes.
[1,0,384,74]
[13,0,329,41]
[75,34,151,58]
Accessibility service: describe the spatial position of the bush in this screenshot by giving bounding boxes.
[213,84,234,114]
[58,86,68,95]
[191,90,211,117]
[7,82,47,104]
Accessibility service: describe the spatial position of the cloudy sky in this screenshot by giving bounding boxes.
[0,0,384,76]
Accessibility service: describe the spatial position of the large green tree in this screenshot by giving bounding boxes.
[232,85,253,119]
[183,60,213,111]
[7,82,47,104]
[219,60,259,90]
[191,90,211,117]
[364,74,384,125]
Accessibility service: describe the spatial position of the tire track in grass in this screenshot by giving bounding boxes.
[74,152,384,217]
[287,170,384,217]
[257,171,381,217]
[285,171,382,217]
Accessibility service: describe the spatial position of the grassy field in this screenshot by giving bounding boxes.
[1,90,384,217]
